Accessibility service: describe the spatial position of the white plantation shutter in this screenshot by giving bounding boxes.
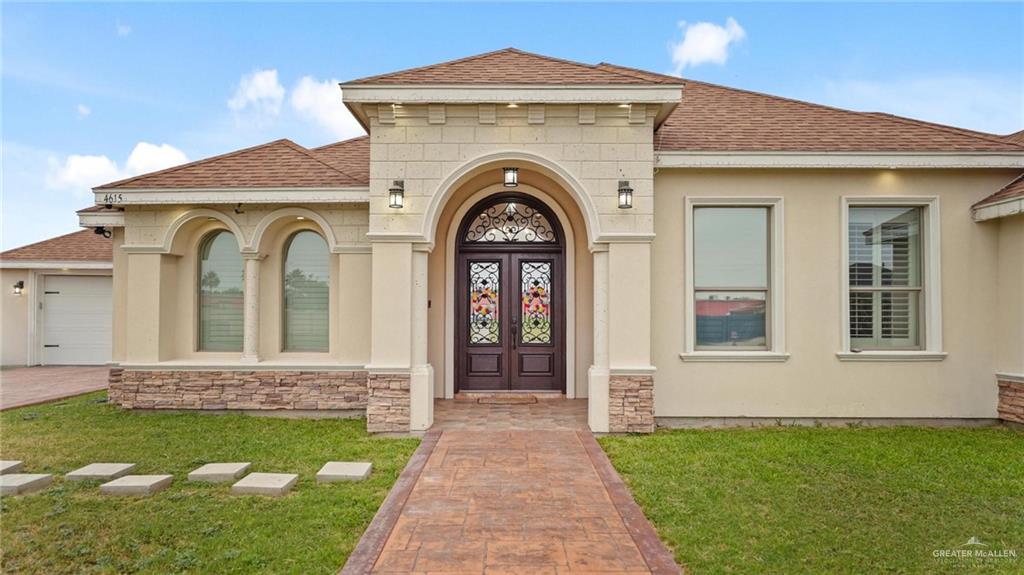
[848,207,922,349]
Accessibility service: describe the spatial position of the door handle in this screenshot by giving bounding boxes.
[511,317,518,350]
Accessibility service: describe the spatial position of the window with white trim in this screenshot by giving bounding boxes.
[693,207,770,350]
[847,206,923,350]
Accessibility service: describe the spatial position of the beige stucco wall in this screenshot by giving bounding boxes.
[118,204,371,365]
[1,269,30,366]
[995,214,1024,376]
[652,168,1019,419]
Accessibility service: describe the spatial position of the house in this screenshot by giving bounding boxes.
[78,48,1024,432]
[1,228,113,366]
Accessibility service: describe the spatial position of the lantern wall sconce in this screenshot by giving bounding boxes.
[12,280,24,296]
[503,167,518,188]
[388,180,405,208]
[618,180,634,209]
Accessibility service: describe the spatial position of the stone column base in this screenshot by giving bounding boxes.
[997,380,1024,425]
[609,374,655,433]
[367,373,411,432]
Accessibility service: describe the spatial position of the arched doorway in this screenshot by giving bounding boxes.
[455,192,566,392]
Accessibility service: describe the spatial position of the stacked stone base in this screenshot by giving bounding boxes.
[609,374,655,433]
[108,369,368,411]
[366,373,411,432]
[997,380,1024,425]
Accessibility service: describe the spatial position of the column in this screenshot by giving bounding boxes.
[240,253,262,363]
[588,246,610,432]
[366,242,414,432]
[606,242,655,433]
[409,247,434,430]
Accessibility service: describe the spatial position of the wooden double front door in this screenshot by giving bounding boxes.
[455,194,565,393]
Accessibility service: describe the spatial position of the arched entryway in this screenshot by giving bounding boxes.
[455,193,566,393]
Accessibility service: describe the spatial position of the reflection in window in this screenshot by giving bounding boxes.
[198,231,243,351]
[283,231,329,352]
[693,207,769,349]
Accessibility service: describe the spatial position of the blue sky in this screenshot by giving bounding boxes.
[3,2,1022,250]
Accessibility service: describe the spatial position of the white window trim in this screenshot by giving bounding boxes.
[681,196,788,362]
[838,196,945,362]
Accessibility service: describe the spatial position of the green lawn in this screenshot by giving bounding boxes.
[0,393,419,574]
[600,426,1024,575]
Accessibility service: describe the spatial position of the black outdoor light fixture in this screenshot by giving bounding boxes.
[93,226,112,239]
[389,180,405,208]
[618,180,634,209]
[12,280,24,296]
[503,167,518,188]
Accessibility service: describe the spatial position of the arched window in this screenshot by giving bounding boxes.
[198,230,243,351]
[283,230,329,352]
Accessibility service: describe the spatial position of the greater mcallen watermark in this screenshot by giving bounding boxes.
[933,537,1018,566]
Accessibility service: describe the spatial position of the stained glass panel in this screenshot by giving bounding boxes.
[520,261,552,344]
[469,261,500,344]
[464,201,557,243]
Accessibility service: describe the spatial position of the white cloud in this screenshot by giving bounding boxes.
[116,20,131,37]
[670,17,746,75]
[76,104,91,118]
[290,76,364,140]
[228,69,285,126]
[818,75,1023,135]
[46,142,188,197]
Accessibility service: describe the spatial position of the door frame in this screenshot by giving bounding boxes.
[443,184,577,399]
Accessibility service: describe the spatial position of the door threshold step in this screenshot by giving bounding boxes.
[454,392,565,403]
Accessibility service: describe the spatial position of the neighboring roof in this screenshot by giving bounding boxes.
[0,229,111,263]
[974,173,1024,208]
[345,48,683,86]
[655,79,1024,153]
[1005,130,1024,145]
[96,139,365,190]
[311,136,370,185]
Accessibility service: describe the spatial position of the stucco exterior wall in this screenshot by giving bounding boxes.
[1,269,30,366]
[652,168,1019,419]
[995,214,1024,377]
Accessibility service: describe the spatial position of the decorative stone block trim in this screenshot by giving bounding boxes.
[608,374,655,433]
[109,369,368,411]
[997,380,1024,425]
[366,373,411,432]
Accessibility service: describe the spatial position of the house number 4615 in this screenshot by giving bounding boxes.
[101,193,124,203]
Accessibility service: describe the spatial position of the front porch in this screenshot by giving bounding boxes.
[433,396,589,431]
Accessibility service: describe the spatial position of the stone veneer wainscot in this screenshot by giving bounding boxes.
[366,373,411,432]
[108,368,368,410]
[608,374,655,433]
[997,380,1024,425]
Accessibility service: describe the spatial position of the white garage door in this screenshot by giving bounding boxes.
[42,275,113,365]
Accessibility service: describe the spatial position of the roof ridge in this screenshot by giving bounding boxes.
[0,229,96,257]
[498,49,673,84]
[95,138,294,190]
[595,62,682,84]
[674,78,1024,150]
[310,135,370,151]
[277,139,364,183]
[342,48,518,85]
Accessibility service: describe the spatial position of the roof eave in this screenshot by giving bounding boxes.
[654,150,1024,169]
[92,186,370,207]
[973,196,1024,222]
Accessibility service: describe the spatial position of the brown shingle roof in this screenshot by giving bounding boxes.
[655,79,1024,152]
[1005,130,1024,145]
[311,136,370,185]
[76,206,123,214]
[96,139,365,190]
[974,173,1024,208]
[345,48,683,86]
[1,229,112,263]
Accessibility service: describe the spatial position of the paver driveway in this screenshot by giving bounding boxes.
[343,429,680,574]
[0,366,108,410]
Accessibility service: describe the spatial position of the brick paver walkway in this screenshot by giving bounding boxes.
[433,398,588,431]
[0,366,108,410]
[346,429,680,574]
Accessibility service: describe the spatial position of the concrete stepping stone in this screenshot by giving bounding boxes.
[317,462,372,483]
[0,474,53,495]
[100,475,173,496]
[231,473,298,497]
[188,462,251,483]
[67,463,136,482]
[0,460,24,475]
